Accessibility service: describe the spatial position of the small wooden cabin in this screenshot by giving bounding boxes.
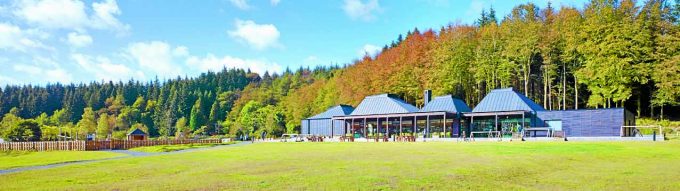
[127,128,148,141]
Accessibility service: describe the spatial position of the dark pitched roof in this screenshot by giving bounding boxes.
[472,88,545,112]
[420,95,471,113]
[127,128,147,136]
[306,105,355,119]
[350,94,419,116]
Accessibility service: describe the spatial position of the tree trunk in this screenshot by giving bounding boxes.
[543,70,548,108]
[562,62,566,110]
[525,59,530,97]
[549,80,552,110]
[574,75,578,110]
[637,96,641,117]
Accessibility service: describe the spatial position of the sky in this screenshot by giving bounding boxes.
[0,0,591,86]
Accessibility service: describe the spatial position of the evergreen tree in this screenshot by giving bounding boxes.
[189,98,205,131]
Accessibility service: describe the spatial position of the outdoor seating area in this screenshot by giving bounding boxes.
[339,135,354,142]
[306,136,325,142]
[396,135,416,142]
[470,131,501,141]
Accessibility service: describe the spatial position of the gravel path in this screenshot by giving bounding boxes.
[0,141,251,175]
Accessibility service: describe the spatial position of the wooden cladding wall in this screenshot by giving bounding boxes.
[0,139,221,151]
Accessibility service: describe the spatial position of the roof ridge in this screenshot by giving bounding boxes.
[472,87,545,112]
[491,87,514,92]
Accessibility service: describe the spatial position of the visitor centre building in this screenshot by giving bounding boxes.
[301,88,636,140]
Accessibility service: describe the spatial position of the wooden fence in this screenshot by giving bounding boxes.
[0,141,86,151]
[84,139,221,150]
[0,139,221,151]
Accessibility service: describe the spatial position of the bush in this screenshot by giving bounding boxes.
[636,118,680,140]
[112,131,127,140]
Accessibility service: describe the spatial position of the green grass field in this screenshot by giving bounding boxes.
[129,142,237,153]
[0,151,126,170]
[1,141,679,190]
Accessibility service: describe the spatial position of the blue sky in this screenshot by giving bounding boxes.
[0,0,590,86]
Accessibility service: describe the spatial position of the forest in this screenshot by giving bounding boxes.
[1,0,679,141]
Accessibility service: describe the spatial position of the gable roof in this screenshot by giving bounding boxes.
[472,88,545,112]
[127,128,147,136]
[307,105,355,119]
[350,94,419,116]
[420,95,471,113]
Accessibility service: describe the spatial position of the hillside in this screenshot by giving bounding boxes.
[1,0,680,140]
[236,0,680,137]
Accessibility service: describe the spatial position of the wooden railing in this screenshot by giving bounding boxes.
[0,139,221,151]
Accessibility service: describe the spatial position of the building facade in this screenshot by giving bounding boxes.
[301,105,355,136]
[301,88,635,138]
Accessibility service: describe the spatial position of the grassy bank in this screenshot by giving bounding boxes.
[129,142,237,153]
[1,141,679,190]
[0,151,126,170]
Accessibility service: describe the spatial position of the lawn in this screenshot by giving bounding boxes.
[0,150,126,170]
[129,142,237,153]
[1,141,679,190]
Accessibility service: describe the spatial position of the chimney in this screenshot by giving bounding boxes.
[424,89,432,106]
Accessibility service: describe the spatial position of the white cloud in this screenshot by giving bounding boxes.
[0,23,50,52]
[173,46,189,57]
[12,63,73,84]
[343,0,381,21]
[229,0,250,10]
[358,44,381,57]
[72,53,144,81]
[186,54,283,75]
[90,0,130,35]
[127,41,186,77]
[45,68,73,84]
[12,0,129,34]
[0,75,18,86]
[13,64,43,75]
[271,0,281,6]
[228,19,281,50]
[13,0,89,30]
[67,32,93,47]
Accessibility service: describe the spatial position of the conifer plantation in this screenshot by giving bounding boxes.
[1,0,679,141]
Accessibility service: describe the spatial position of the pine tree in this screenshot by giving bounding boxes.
[208,101,220,132]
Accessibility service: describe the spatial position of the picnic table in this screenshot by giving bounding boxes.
[396,136,415,142]
[366,135,389,142]
[525,127,552,137]
[339,135,354,142]
[470,131,501,141]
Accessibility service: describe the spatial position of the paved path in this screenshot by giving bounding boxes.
[0,142,251,175]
